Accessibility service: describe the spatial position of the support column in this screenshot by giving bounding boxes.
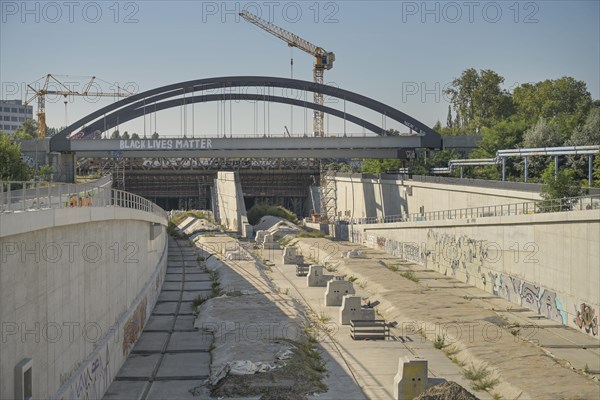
[554,155,559,178]
[502,157,506,181]
[589,154,594,187]
[460,167,464,179]
[524,157,529,183]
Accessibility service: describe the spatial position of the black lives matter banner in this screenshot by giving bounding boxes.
[119,139,213,150]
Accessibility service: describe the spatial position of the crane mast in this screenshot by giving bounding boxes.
[239,11,335,137]
[25,74,133,139]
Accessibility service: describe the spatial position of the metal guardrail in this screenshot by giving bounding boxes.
[0,180,167,220]
[344,194,600,225]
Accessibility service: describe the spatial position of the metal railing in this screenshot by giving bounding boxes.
[0,180,167,220]
[344,194,600,225]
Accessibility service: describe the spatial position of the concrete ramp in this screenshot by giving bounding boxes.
[213,172,249,235]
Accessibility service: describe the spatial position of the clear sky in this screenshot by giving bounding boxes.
[1,0,599,137]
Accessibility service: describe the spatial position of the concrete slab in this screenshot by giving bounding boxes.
[183,281,213,291]
[156,353,211,378]
[165,274,184,282]
[167,267,184,274]
[178,302,195,315]
[168,261,185,267]
[116,354,161,379]
[158,291,181,302]
[103,380,148,400]
[153,302,178,315]
[161,281,183,291]
[174,316,196,331]
[146,380,208,400]
[132,332,169,353]
[182,290,211,301]
[167,332,213,352]
[185,273,211,281]
[145,315,175,331]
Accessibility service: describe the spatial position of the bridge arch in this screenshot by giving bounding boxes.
[83,93,384,136]
[50,76,441,151]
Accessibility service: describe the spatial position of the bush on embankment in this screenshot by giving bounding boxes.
[247,203,298,225]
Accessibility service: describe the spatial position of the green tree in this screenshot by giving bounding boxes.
[444,68,513,133]
[0,134,31,181]
[475,116,529,157]
[513,77,592,137]
[593,155,600,187]
[569,108,600,146]
[540,162,582,208]
[121,131,130,140]
[523,117,565,148]
[430,149,459,168]
[446,106,453,129]
[471,69,514,129]
[361,158,402,174]
[13,118,38,140]
[433,121,442,131]
[445,68,479,129]
[384,128,400,136]
[566,108,600,181]
[151,132,159,139]
[131,133,140,139]
[37,164,53,180]
[110,130,120,139]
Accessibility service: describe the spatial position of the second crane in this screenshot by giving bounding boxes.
[239,11,335,137]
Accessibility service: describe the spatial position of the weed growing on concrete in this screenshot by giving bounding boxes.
[348,275,358,283]
[317,312,331,324]
[324,263,337,273]
[400,271,419,283]
[433,335,446,349]
[450,356,466,367]
[358,280,367,289]
[192,294,209,314]
[492,392,502,400]
[388,264,399,272]
[584,364,589,373]
[443,344,459,357]
[203,233,216,237]
[462,364,499,391]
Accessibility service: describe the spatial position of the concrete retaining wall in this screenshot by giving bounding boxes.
[349,210,600,337]
[333,174,540,220]
[0,207,168,399]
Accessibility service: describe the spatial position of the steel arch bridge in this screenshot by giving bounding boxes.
[50,76,442,157]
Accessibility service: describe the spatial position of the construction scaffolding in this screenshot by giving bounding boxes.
[319,164,337,222]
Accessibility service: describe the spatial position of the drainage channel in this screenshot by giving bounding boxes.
[103,237,214,400]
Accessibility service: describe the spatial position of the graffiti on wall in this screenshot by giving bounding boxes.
[122,296,147,356]
[354,228,599,337]
[487,272,568,325]
[60,346,111,400]
[574,303,598,336]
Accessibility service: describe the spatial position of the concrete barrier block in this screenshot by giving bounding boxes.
[307,265,335,287]
[325,280,355,306]
[344,249,365,258]
[393,356,428,400]
[255,230,266,244]
[242,223,253,239]
[339,295,375,325]
[262,233,280,250]
[282,246,302,264]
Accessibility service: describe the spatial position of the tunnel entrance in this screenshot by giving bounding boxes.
[108,161,318,216]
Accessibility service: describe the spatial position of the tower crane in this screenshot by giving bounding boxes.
[239,11,335,137]
[24,74,134,139]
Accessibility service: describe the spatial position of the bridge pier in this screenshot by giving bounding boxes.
[50,152,76,183]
